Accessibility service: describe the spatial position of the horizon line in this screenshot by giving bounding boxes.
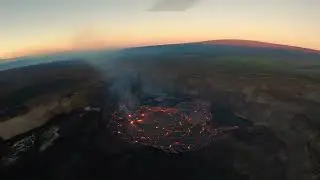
[2,38,319,60]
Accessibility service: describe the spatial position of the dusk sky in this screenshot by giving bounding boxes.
[1,0,319,58]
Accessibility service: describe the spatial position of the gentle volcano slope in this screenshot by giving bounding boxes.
[201,39,320,54]
[118,39,320,59]
[113,39,320,76]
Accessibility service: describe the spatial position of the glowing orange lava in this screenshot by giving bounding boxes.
[147,107,178,113]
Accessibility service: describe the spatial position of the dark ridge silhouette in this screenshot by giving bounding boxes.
[201,39,320,54]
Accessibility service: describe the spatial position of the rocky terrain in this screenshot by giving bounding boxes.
[1,42,320,180]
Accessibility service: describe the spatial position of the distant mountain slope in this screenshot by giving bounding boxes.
[1,39,319,72]
[119,39,320,59]
[0,50,116,71]
[114,39,320,71]
[201,39,319,54]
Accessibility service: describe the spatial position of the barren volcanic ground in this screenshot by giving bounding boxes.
[1,42,320,180]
